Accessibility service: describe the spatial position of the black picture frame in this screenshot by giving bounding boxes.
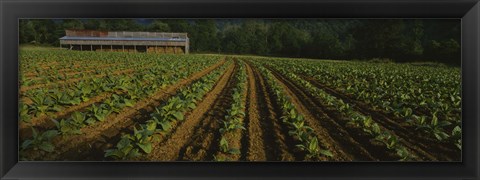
[1,0,479,179]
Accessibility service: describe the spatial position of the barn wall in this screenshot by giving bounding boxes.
[60,40,187,46]
[65,30,108,37]
[107,32,187,39]
[60,30,189,54]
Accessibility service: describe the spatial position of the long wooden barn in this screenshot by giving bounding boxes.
[59,30,189,54]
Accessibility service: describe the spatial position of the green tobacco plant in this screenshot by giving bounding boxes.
[374,132,398,150]
[288,119,314,142]
[451,126,462,150]
[219,119,245,134]
[88,104,112,122]
[216,63,247,158]
[114,77,131,91]
[103,62,227,160]
[19,103,31,123]
[104,94,126,113]
[180,88,203,104]
[255,64,332,160]
[126,86,143,101]
[105,122,157,160]
[219,136,229,153]
[416,112,451,141]
[338,100,352,114]
[104,137,140,160]
[52,118,82,135]
[396,146,414,161]
[149,99,185,131]
[20,75,34,86]
[219,136,240,155]
[219,105,246,134]
[21,128,58,152]
[296,137,333,159]
[213,155,228,161]
[120,96,135,107]
[52,111,87,135]
[49,89,81,105]
[75,82,93,102]
[30,92,61,117]
[131,123,156,154]
[263,62,419,161]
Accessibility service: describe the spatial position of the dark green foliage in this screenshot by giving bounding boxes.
[147,20,171,32]
[21,128,58,152]
[19,19,460,65]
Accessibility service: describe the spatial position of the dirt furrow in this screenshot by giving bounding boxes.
[144,62,235,161]
[19,91,118,139]
[303,76,457,161]
[21,61,162,93]
[244,62,268,161]
[236,62,249,161]
[23,59,226,160]
[24,63,120,77]
[28,69,99,82]
[267,66,402,161]
[304,76,413,127]
[20,69,135,93]
[19,65,190,132]
[249,63,297,161]
[262,66,358,161]
[25,62,148,83]
[178,63,239,161]
[19,65,199,141]
[30,62,121,72]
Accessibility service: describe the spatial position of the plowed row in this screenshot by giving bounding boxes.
[19,52,460,161]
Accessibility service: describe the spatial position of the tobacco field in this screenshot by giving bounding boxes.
[19,49,461,161]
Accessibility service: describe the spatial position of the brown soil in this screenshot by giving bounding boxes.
[265,66,402,161]
[265,67,414,160]
[36,61,59,66]
[20,69,135,93]
[37,63,59,69]
[24,63,119,77]
[21,62,165,93]
[19,63,207,140]
[180,63,239,161]
[26,62,151,83]
[212,61,248,161]
[264,66,362,161]
[20,64,187,106]
[19,91,117,140]
[303,76,458,161]
[244,62,268,161]
[237,63,249,161]
[20,97,33,105]
[36,61,116,70]
[144,62,235,161]
[22,59,226,160]
[248,62,297,161]
[282,74,432,160]
[19,57,458,162]
[28,69,97,82]
[54,63,120,73]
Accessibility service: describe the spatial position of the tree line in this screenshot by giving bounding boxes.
[19,19,461,65]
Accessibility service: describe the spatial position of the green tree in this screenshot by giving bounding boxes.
[62,19,85,30]
[191,20,220,52]
[84,19,108,30]
[147,20,170,32]
[268,21,310,57]
[18,19,461,66]
[105,19,143,31]
[164,19,190,32]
